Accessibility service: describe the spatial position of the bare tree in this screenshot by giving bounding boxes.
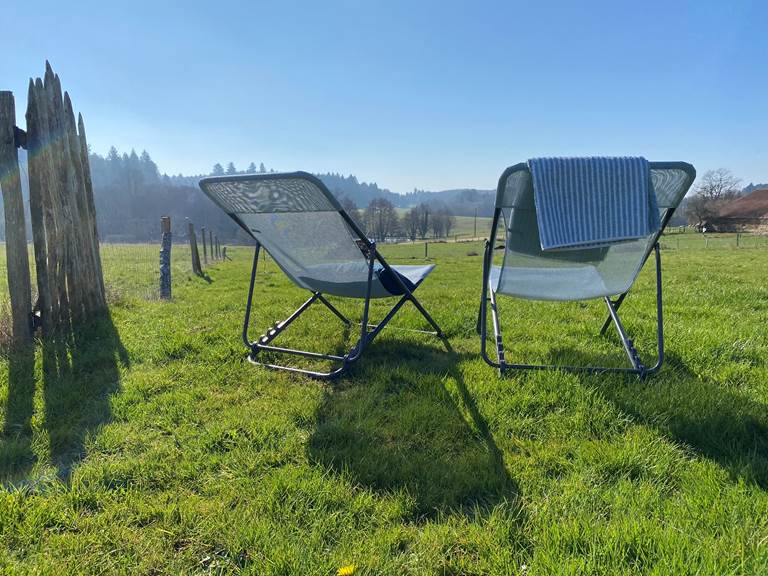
[430,211,446,237]
[685,168,741,230]
[416,203,430,238]
[694,168,741,201]
[443,210,456,237]
[402,207,420,241]
[363,198,399,241]
[339,195,362,229]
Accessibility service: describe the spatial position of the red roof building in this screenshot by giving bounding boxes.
[708,189,768,233]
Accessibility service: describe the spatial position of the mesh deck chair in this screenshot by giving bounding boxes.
[478,161,695,377]
[199,172,445,379]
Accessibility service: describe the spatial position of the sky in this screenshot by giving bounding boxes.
[1,0,766,193]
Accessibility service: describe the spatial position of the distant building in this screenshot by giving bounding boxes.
[707,189,768,233]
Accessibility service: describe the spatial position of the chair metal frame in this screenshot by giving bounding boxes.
[478,162,695,379]
[201,172,445,380]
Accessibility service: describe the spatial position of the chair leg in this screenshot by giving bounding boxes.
[408,294,446,339]
[604,296,645,374]
[488,287,506,376]
[247,294,359,380]
[599,292,627,336]
[317,294,352,326]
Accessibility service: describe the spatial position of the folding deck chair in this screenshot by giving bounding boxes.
[478,160,695,378]
[199,172,445,379]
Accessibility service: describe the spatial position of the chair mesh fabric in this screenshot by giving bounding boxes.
[200,175,432,299]
[494,165,691,300]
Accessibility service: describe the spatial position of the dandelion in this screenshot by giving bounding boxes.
[337,564,357,576]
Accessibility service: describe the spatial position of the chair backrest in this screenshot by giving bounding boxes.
[492,162,695,300]
[199,172,372,294]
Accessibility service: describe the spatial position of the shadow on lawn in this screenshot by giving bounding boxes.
[557,347,768,489]
[308,340,519,520]
[1,312,129,484]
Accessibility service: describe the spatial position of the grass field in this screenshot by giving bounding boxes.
[1,240,767,574]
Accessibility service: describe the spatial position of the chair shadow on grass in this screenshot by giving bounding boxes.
[308,340,520,520]
[547,345,768,489]
[1,312,129,484]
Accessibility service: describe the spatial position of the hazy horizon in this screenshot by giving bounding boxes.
[2,1,767,193]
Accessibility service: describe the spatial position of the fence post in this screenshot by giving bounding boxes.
[208,229,214,260]
[201,226,208,264]
[0,92,33,345]
[25,79,55,335]
[215,236,220,259]
[160,216,172,299]
[187,220,202,275]
[424,242,429,259]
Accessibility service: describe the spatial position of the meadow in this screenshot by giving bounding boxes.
[0,239,767,574]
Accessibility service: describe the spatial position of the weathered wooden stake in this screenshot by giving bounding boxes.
[208,229,214,260]
[76,112,106,310]
[0,92,33,345]
[160,216,172,299]
[188,221,202,275]
[201,226,208,264]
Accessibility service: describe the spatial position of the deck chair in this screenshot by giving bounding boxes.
[478,160,695,378]
[199,171,445,379]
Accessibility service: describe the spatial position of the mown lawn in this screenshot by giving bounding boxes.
[1,241,767,574]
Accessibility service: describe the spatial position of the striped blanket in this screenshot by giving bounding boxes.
[528,157,659,251]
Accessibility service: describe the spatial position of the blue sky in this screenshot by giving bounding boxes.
[2,1,766,192]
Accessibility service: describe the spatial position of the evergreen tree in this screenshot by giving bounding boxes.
[212,163,224,175]
[259,162,267,173]
[247,162,257,173]
[226,162,237,174]
[107,146,120,163]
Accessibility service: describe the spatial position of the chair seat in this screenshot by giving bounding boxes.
[390,264,435,288]
[490,264,612,301]
[298,263,435,299]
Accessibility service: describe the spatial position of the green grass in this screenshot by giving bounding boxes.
[1,241,767,574]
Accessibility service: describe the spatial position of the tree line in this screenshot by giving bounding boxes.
[340,197,456,242]
[75,149,460,243]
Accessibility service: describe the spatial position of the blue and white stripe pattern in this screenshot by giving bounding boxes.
[528,157,659,251]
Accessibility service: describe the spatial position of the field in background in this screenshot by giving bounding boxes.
[1,231,766,313]
[0,240,766,573]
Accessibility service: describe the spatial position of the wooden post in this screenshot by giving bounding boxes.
[160,216,172,299]
[214,236,220,259]
[63,91,98,314]
[208,229,214,260]
[201,226,208,264]
[76,112,106,311]
[44,66,75,324]
[187,221,202,275]
[25,79,54,335]
[0,92,33,345]
[424,242,428,259]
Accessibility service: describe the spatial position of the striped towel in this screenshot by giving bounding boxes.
[528,157,659,251]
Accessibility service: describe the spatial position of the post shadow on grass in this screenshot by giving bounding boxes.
[41,312,129,481]
[1,345,37,480]
[308,341,520,520]
[1,312,129,484]
[548,347,768,489]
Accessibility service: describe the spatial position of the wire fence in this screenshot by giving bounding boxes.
[0,228,230,327]
[99,242,197,301]
[0,230,765,323]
